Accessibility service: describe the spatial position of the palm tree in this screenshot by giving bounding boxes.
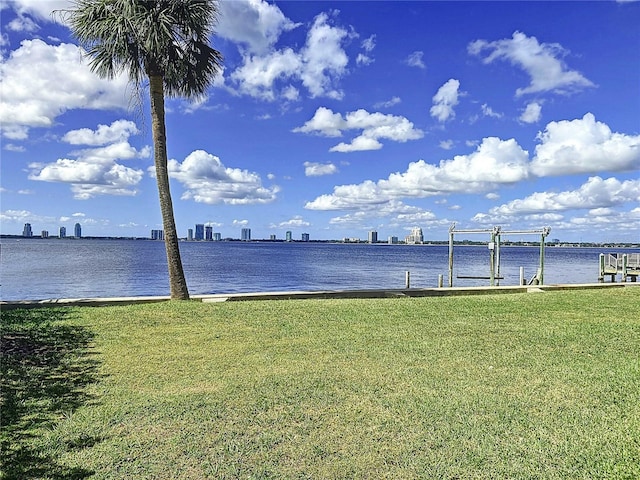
[65,0,223,300]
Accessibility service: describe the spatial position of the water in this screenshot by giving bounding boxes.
[1,239,637,301]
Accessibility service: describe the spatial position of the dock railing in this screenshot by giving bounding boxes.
[599,253,639,282]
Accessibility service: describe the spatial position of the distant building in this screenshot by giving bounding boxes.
[405,227,423,244]
[188,228,193,241]
[74,223,82,238]
[59,226,66,238]
[286,231,292,242]
[301,233,310,242]
[41,230,49,238]
[388,236,398,244]
[214,232,221,241]
[205,225,213,241]
[368,231,378,244]
[151,229,164,240]
[22,223,33,237]
[241,228,251,241]
[270,234,277,241]
[195,224,204,241]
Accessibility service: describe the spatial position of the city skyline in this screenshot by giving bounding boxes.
[1,1,639,243]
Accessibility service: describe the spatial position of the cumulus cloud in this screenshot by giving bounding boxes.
[430,79,461,122]
[294,107,423,152]
[28,121,147,199]
[531,113,640,176]
[406,51,426,69]
[0,39,130,139]
[62,120,139,146]
[520,102,542,123]
[374,96,401,109]
[271,215,311,229]
[304,162,338,177]
[217,0,300,55]
[305,137,530,210]
[228,10,350,100]
[163,150,280,205]
[468,31,595,96]
[480,176,640,218]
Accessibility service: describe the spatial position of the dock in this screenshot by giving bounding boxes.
[599,253,640,282]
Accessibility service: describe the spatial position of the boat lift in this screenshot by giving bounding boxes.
[448,224,551,287]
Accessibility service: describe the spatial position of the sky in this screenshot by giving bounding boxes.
[1,0,639,243]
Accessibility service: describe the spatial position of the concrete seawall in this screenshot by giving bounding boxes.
[1,282,637,310]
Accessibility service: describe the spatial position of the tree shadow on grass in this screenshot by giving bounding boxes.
[1,308,102,479]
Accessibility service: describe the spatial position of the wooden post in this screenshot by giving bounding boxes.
[448,228,454,287]
[598,253,605,283]
[405,271,410,289]
[495,233,501,286]
[438,274,443,288]
[520,267,525,286]
[622,254,628,282]
[538,230,546,285]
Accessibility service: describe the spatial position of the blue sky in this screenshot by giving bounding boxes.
[1,0,639,242]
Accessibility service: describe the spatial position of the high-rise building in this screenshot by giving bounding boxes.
[22,223,33,237]
[301,233,310,242]
[368,230,378,244]
[188,228,193,241]
[41,230,49,238]
[214,232,221,241]
[241,228,251,241]
[151,229,164,240]
[195,224,204,241]
[270,234,276,241]
[405,227,423,244]
[205,226,213,241]
[388,236,398,244]
[59,226,66,238]
[74,222,82,238]
[285,230,292,242]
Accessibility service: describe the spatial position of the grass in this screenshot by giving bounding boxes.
[1,288,639,479]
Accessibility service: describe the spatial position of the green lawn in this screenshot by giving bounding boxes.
[2,288,639,479]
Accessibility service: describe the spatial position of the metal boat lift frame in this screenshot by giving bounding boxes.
[448,224,551,287]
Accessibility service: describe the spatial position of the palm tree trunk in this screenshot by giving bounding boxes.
[149,74,190,300]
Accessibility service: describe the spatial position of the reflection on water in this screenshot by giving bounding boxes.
[1,239,637,300]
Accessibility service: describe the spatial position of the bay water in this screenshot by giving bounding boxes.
[1,239,637,301]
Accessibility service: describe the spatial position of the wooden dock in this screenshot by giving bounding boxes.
[599,253,640,282]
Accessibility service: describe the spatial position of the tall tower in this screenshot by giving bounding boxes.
[286,230,292,242]
[22,223,33,237]
[241,228,251,241]
[195,224,204,241]
[205,226,213,241]
[74,223,82,238]
[59,226,66,238]
[368,230,378,244]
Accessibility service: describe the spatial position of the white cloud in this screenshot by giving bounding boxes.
[406,51,426,69]
[228,11,350,100]
[62,120,139,146]
[531,113,640,176]
[439,140,454,150]
[0,39,130,139]
[4,143,25,152]
[306,137,530,210]
[28,122,148,199]
[468,31,595,96]
[304,162,338,177]
[6,14,40,32]
[271,215,311,228]
[483,176,640,217]
[294,107,423,152]
[356,34,376,66]
[520,102,542,123]
[3,0,71,21]
[164,150,280,205]
[481,104,502,119]
[430,79,461,122]
[374,96,401,109]
[217,0,300,55]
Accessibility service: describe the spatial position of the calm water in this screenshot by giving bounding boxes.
[1,239,637,300]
